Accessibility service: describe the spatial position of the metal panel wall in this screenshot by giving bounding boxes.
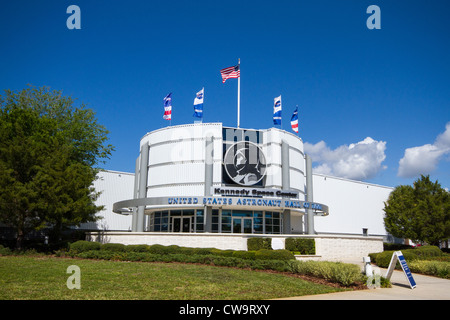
[312,174,393,236]
[85,170,134,231]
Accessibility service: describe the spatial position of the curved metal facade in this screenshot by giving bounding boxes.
[114,123,328,234]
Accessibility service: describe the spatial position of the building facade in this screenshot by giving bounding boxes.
[112,123,329,236]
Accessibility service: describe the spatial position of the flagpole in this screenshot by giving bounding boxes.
[237,58,240,128]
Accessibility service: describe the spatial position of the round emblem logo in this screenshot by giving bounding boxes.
[223,141,266,186]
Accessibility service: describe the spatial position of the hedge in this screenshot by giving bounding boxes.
[285,238,315,255]
[369,245,445,268]
[68,241,294,260]
[101,243,127,252]
[408,260,450,279]
[288,260,363,286]
[247,238,272,251]
[67,249,362,286]
[69,240,101,253]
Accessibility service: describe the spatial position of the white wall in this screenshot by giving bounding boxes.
[80,170,134,231]
[140,123,223,197]
[312,174,393,236]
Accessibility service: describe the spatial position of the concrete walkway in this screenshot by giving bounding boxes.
[281,261,450,300]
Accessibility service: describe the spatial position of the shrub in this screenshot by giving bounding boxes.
[255,249,295,260]
[101,243,127,252]
[69,240,101,253]
[285,238,315,255]
[408,260,450,279]
[210,249,235,257]
[125,244,151,252]
[147,244,170,254]
[247,238,272,251]
[371,245,444,267]
[289,260,363,286]
[0,244,12,256]
[232,251,256,260]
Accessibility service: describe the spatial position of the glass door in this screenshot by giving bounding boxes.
[232,218,253,233]
[232,218,242,233]
[182,217,191,232]
[243,218,252,233]
[172,217,192,232]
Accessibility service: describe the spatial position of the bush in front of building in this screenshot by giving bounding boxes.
[64,242,364,286]
[100,243,127,252]
[68,241,295,261]
[247,238,272,251]
[408,260,450,279]
[288,260,363,286]
[285,238,315,255]
[69,240,101,253]
[125,244,152,252]
[369,245,445,268]
[254,249,295,260]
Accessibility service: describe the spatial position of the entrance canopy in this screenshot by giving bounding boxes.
[113,196,329,216]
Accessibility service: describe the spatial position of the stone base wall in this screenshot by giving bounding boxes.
[86,232,383,261]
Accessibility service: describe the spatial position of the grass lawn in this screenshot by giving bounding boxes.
[0,255,347,300]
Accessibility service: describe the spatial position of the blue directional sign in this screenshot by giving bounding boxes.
[385,251,417,289]
[397,253,417,289]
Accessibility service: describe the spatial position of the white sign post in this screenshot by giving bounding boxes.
[385,251,417,289]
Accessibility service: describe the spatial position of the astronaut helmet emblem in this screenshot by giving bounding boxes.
[224,141,266,186]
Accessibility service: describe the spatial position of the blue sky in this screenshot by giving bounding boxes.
[1,0,449,189]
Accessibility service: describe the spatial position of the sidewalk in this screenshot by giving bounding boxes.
[281,260,450,300]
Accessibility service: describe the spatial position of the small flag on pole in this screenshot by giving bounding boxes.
[163,93,172,120]
[291,107,299,133]
[220,64,240,83]
[193,88,204,118]
[273,95,282,125]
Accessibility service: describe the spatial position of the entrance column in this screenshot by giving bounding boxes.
[305,154,315,235]
[204,135,214,232]
[135,142,149,232]
[282,140,291,234]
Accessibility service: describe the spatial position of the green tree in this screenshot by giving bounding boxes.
[0,86,114,248]
[384,175,450,246]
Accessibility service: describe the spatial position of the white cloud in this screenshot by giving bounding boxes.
[304,137,387,181]
[398,122,450,178]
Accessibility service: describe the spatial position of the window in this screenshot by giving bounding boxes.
[196,210,204,232]
[221,210,232,233]
[212,209,219,232]
[148,209,283,234]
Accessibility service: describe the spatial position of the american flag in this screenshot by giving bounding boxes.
[163,93,172,120]
[220,65,240,83]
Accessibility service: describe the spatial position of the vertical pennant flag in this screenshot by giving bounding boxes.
[193,88,204,118]
[273,95,282,125]
[291,107,299,133]
[163,93,172,120]
[220,64,240,83]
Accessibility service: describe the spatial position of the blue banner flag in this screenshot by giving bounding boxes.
[193,88,204,118]
[273,95,282,125]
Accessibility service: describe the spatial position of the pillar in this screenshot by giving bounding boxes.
[131,156,140,232]
[135,142,149,232]
[204,135,214,232]
[305,154,315,235]
[281,140,291,233]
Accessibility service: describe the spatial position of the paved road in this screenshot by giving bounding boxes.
[281,263,450,300]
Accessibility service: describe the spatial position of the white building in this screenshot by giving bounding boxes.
[84,123,394,259]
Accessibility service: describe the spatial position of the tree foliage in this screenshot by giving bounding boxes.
[384,175,450,246]
[0,86,114,248]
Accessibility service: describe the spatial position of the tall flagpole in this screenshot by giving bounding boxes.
[237,58,240,128]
